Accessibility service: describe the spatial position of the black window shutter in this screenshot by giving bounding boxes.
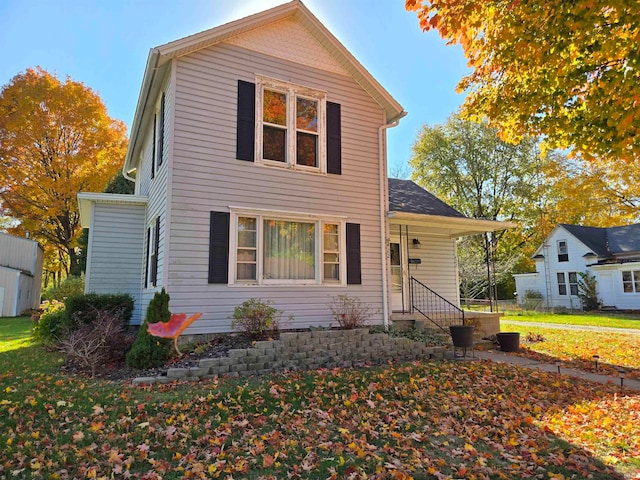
[236,80,255,161]
[144,228,150,288]
[326,102,342,174]
[158,93,165,166]
[151,114,156,179]
[151,217,160,286]
[346,222,361,284]
[209,212,230,284]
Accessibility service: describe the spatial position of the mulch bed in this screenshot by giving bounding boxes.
[61,333,254,382]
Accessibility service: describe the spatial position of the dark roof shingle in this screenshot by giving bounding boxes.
[560,223,640,257]
[388,178,465,218]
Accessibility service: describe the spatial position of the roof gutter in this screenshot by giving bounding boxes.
[379,111,406,330]
[123,49,162,181]
[388,210,516,234]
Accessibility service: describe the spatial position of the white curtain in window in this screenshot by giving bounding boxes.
[264,220,315,280]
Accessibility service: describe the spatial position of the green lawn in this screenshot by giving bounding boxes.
[502,311,640,329]
[1,317,638,479]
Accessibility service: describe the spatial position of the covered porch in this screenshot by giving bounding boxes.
[386,179,513,336]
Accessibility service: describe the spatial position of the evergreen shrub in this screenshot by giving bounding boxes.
[126,288,172,369]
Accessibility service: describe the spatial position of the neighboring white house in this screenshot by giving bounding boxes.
[0,233,44,317]
[78,1,508,331]
[514,223,640,310]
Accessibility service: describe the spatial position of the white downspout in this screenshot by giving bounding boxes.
[379,114,404,329]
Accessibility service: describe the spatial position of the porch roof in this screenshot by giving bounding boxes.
[388,179,514,237]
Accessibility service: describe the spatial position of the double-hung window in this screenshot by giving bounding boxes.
[232,210,343,285]
[568,272,578,296]
[557,240,568,262]
[622,270,640,293]
[557,272,567,295]
[257,77,325,172]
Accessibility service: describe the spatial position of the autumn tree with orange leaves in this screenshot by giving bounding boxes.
[405,0,640,164]
[0,68,127,276]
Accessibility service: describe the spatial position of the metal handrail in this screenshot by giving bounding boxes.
[410,276,465,333]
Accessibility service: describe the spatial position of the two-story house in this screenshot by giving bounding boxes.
[514,223,640,310]
[78,1,508,332]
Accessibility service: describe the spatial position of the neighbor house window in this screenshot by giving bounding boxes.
[257,77,325,172]
[622,270,640,293]
[557,240,568,262]
[232,212,343,285]
[568,272,578,296]
[557,272,567,295]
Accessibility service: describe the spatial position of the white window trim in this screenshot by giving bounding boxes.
[228,207,346,287]
[622,270,640,294]
[557,240,568,255]
[255,75,327,174]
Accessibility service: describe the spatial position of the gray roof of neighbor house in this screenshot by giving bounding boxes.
[560,223,640,257]
[388,178,466,218]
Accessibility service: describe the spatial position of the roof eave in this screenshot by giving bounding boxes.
[388,211,515,236]
[123,49,163,175]
[77,192,149,228]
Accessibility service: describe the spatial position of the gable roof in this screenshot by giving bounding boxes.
[388,178,465,218]
[559,223,640,257]
[560,224,609,256]
[124,0,405,174]
[535,223,640,260]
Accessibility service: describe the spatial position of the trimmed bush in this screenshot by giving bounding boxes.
[126,289,172,369]
[64,293,134,326]
[41,276,85,301]
[231,298,283,339]
[32,301,73,345]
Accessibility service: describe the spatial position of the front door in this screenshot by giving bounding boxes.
[598,272,616,307]
[390,240,409,312]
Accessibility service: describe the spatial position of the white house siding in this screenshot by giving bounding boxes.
[0,267,18,316]
[532,226,592,309]
[389,222,461,307]
[513,273,542,306]
[85,203,147,324]
[135,71,174,319]
[167,41,387,333]
[592,262,640,310]
[16,272,34,315]
[0,233,40,275]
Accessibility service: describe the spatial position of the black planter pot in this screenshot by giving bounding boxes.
[496,332,520,352]
[449,325,475,349]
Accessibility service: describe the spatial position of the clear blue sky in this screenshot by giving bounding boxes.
[0,0,468,176]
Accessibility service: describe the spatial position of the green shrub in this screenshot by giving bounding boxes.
[42,277,85,301]
[231,298,282,339]
[64,293,134,326]
[32,301,72,345]
[126,288,172,369]
[523,289,544,311]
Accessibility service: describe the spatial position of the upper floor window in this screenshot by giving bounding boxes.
[557,240,568,262]
[622,270,640,293]
[257,77,326,172]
